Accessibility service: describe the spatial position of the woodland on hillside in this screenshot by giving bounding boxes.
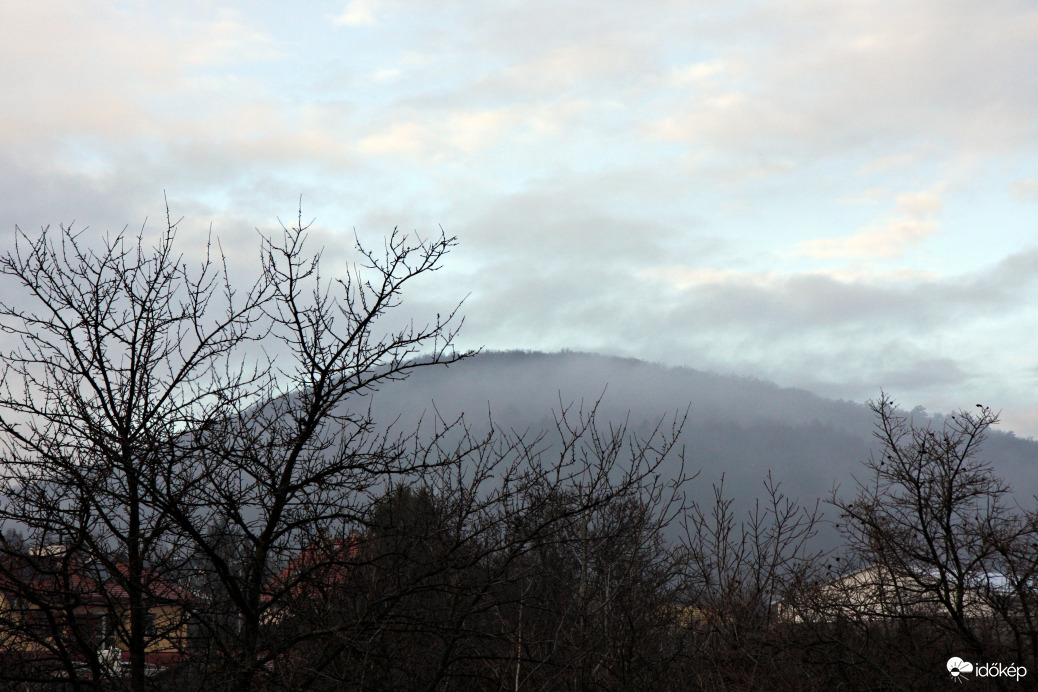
[0,218,1035,691]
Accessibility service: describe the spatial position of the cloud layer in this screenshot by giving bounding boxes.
[2,0,1037,435]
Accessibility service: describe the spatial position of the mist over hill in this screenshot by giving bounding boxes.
[365,350,1038,513]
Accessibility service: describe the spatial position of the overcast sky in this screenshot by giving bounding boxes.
[2,1,1037,436]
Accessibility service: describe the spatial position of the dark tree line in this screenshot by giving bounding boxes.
[0,213,1035,691]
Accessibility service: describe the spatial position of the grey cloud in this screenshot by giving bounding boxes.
[3,0,1037,442]
[658,250,1038,336]
[873,357,972,391]
[352,2,714,130]
[0,155,134,240]
[420,244,1037,433]
[454,183,716,267]
[654,1,1038,161]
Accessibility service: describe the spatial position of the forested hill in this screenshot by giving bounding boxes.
[366,350,1038,507]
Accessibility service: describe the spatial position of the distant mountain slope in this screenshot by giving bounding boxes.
[364,350,1038,509]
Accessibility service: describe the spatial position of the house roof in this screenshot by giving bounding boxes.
[0,549,191,606]
[264,536,362,601]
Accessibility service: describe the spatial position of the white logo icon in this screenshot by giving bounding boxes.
[947,657,974,678]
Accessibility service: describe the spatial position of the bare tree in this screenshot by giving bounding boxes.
[0,217,266,689]
[677,473,825,690]
[0,209,467,690]
[461,407,692,692]
[0,209,698,692]
[261,402,693,692]
[806,394,1038,689]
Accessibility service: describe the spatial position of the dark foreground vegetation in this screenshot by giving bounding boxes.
[0,215,1034,690]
